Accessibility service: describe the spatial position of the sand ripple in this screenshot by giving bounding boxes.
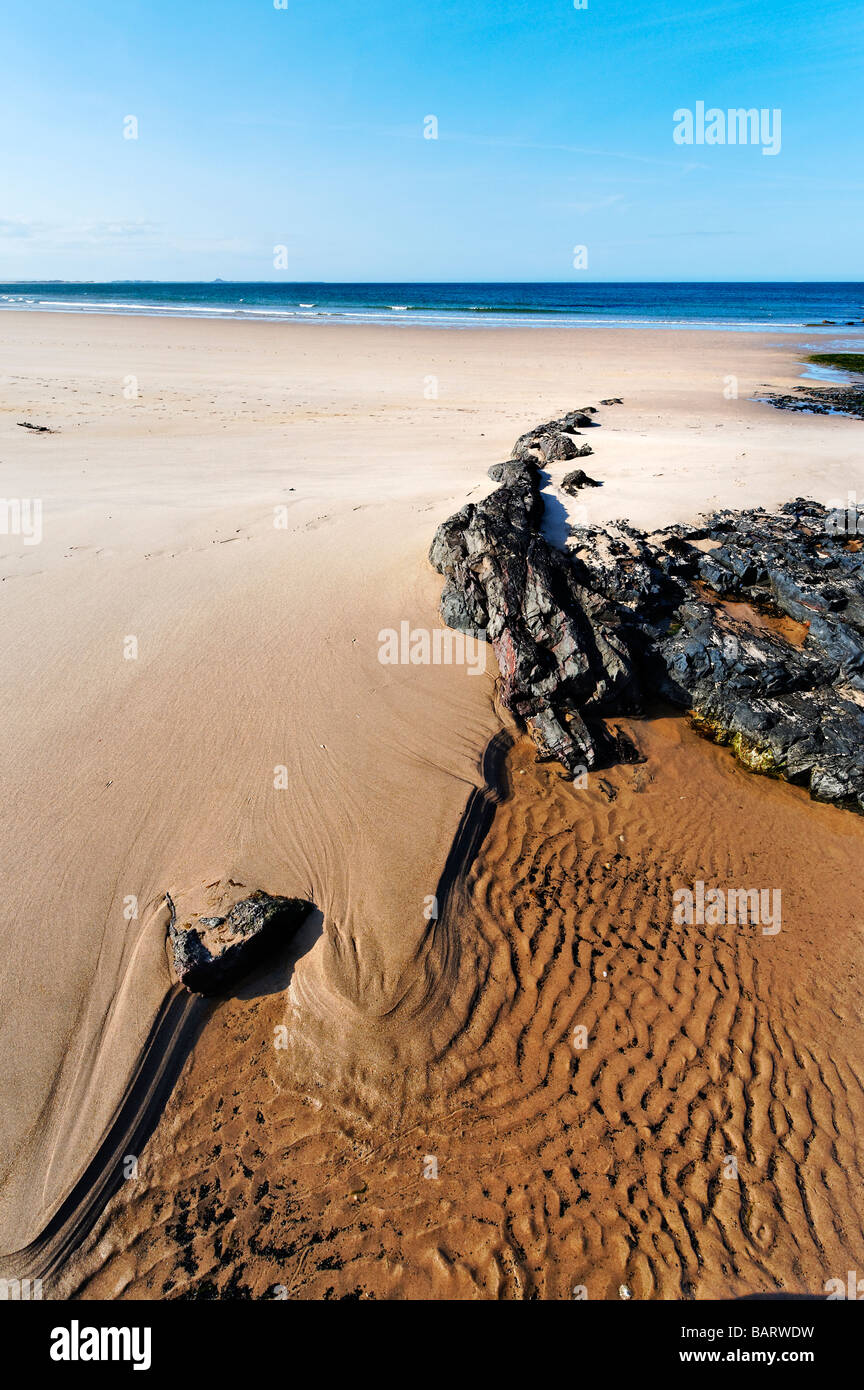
[57,714,864,1300]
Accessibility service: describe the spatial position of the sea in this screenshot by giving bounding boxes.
[1,282,864,334]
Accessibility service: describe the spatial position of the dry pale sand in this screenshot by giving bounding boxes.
[1,311,863,1297]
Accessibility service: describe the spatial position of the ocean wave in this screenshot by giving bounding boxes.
[2,293,863,337]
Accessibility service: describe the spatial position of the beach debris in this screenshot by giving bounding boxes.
[431,407,864,812]
[561,468,601,494]
[599,398,623,406]
[17,420,55,433]
[167,889,313,995]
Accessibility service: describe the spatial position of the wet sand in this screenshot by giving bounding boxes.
[62,720,864,1300]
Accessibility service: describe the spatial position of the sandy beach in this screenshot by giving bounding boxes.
[2,311,863,1297]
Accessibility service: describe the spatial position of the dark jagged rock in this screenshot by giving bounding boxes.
[763,384,864,421]
[568,519,689,613]
[512,427,579,463]
[487,460,535,484]
[167,889,312,994]
[431,411,864,811]
[690,500,864,683]
[510,405,606,464]
[599,398,623,406]
[659,602,864,805]
[561,469,601,494]
[542,432,581,462]
[429,445,638,777]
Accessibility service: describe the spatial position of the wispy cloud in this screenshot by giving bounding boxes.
[0,218,46,239]
[0,218,161,246]
[0,220,265,260]
[225,111,695,171]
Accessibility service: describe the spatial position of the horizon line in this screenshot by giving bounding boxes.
[3,278,864,287]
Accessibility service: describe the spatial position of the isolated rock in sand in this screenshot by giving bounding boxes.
[432,408,864,810]
[561,468,601,494]
[168,889,312,994]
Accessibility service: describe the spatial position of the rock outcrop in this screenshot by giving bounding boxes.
[430,405,864,811]
[429,448,637,775]
[167,889,312,994]
[511,407,599,464]
[764,383,864,421]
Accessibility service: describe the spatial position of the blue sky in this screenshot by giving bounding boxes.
[1,0,861,281]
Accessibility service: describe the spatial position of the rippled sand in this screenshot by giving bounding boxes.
[62,719,864,1299]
